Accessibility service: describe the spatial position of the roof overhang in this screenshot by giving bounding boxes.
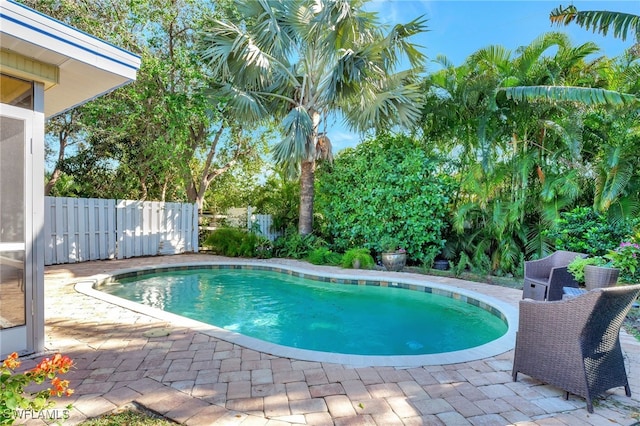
[0,0,141,118]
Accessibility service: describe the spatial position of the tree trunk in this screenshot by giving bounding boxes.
[299,160,315,235]
[45,119,72,195]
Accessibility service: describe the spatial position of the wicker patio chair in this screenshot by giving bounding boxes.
[523,250,587,301]
[512,284,640,412]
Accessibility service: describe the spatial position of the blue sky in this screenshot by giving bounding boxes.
[329,0,640,151]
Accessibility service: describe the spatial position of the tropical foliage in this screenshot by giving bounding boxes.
[19,0,640,277]
[316,134,453,266]
[198,0,427,234]
[550,5,640,44]
[341,248,375,269]
[203,228,270,258]
[419,22,640,275]
[542,207,633,256]
[308,247,343,266]
[272,231,327,259]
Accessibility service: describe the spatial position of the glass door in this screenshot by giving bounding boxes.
[0,106,32,355]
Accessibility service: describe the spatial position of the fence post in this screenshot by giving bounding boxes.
[247,206,254,232]
[192,203,199,253]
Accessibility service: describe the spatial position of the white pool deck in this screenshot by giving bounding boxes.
[23,253,640,425]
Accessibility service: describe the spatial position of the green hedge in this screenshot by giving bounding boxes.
[317,134,453,265]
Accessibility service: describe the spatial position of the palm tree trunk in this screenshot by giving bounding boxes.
[299,160,315,235]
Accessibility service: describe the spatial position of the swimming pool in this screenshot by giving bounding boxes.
[76,261,517,367]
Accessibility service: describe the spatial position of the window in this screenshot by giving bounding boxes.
[0,73,33,110]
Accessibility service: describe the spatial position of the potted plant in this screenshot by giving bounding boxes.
[341,248,374,269]
[568,256,619,290]
[379,238,407,272]
[433,257,450,270]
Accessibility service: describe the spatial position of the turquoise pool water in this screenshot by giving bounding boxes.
[100,268,508,356]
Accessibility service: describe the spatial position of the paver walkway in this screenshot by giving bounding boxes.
[18,254,640,425]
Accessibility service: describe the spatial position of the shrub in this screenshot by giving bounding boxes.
[606,242,640,283]
[203,228,262,257]
[255,237,273,259]
[308,247,342,265]
[341,248,375,269]
[543,207,632,256]
[316,134,453,265]
[272,230,327,259]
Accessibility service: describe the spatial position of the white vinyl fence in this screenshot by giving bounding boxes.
[44,197,198,265]
[199,207,281,242]
[248,207,281,241]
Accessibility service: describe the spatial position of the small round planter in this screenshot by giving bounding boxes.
[433,259,450,270]
[381,252,406,272]
[584,265,619,290]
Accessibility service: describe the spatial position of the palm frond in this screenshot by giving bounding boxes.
[433,54,455,70]
[200,18,297,90]
[514,32,569,77]
[310,0,378,50]
[343,72,424,132]
[540,118,582,161]
[468,45,512,73]
[503,85,638,106]
[555,42,601,74]
[452,201,480,234]
[594,146,634,212]
[245,0,297,60]
[539,170,582,205]
[272,106,314,167]
[199,20,244,78]
[381,16,429,69]
[550,5,640,42]
[319,46,384,102]
[606,197,640,225]
[524,224,555,259]
[209,83,268,123]
[200,20,275,88]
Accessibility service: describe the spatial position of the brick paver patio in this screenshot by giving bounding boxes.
[16,254,640,425]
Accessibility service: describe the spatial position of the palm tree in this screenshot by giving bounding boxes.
[500,6,640,218]
[198,0,426,234]
[422,33,605,271]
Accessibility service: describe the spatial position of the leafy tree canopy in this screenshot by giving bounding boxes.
[198,0,428,234]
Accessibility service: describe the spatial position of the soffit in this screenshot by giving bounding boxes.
[0,0,141,117]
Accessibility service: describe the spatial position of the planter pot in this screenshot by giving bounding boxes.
[584,265,619,290]
[433,259,450,270]
[381,252,406,272]
[352,258,361,269]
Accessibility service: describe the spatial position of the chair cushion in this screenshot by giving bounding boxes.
[562,287,587,299]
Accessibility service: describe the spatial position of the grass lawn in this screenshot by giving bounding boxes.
[80,405,175,425]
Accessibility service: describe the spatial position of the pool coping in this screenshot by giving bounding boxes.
[74,260,518,367]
